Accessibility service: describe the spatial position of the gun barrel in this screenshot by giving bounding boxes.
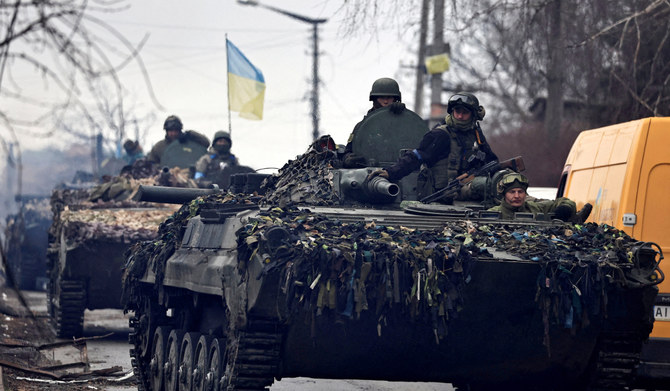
[136,185,219,204]
[367,176,400,198]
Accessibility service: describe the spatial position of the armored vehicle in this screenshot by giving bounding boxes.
[46,163,190,338]
[4,195,51,291]
[122,108,662,391]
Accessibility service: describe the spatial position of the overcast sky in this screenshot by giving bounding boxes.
[105,0,418,171]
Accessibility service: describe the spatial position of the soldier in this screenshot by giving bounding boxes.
[342,77,406,168]
[122,139,144,165]
[488,172,591,222]
[370,92,498,203]
[147,115,210,164]
[194,130,252,188]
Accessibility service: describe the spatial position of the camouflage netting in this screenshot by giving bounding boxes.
[48,188,176,247]
[48,158,197,248]
[260,149,341,207]
[237,209,647,343]
[57,208,177,244]
[122,187,650,346]
[89,159,197,203]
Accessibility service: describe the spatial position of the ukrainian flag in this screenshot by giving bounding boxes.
[227,39,265,120]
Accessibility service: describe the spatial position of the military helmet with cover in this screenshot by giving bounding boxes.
[163,115,183,132]
[447,92,484,120]
[369,78,401,102]
[497,172,529,195]
[213,130,232,146]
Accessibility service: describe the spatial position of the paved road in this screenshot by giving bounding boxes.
[20,290,455,391]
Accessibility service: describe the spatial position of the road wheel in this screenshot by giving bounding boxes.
[165,329,185,391]
[193,335,214,391]
[205,338,225,391]
[150,326,170,391]
[178,332,200,391]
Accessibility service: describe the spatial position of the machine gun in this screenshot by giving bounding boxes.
[420,156,525,204]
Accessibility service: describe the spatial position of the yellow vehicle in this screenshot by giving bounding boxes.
[558,117,669,388]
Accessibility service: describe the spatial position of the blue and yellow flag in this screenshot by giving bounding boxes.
[227,39,265,120]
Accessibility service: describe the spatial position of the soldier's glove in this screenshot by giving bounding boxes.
[572,203,593,224]
[389,102,406,114]
[554,204,575,222]
[367,169,389,181]
[343,153,367,168]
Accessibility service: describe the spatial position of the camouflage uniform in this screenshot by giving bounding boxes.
[489,197,577,220]
[148,131,209,164]
[195,147,239,176]
[488,172,577,220]
[195,131,253,188]
[148,115,209,164]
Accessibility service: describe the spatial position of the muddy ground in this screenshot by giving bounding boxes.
[0,282,136,391]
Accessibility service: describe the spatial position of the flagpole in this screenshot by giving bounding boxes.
[225,34,233,140]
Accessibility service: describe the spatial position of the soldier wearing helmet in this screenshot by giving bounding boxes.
[488,172,590,222]
[342,78,407,168]
[370,92,498,203]
[194,130,252,188]
[148,115,210,164]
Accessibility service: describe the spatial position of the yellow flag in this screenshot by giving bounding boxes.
[425,53,450,74]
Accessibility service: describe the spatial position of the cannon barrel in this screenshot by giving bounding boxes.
[337,168,400,203]
[366,176,400,198]
[135,185,220,204]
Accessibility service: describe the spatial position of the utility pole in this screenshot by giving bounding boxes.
[310,23,321,141]
[414,0,430,116]
[237,1,327,142]
[430,0,446,122]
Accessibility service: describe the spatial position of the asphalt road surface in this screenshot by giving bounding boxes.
[16,289,455,391]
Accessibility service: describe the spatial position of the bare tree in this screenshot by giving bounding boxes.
[0,0,161,194]
[338,0,670,185]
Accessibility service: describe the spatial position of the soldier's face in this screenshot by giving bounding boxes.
[376,96,395,107]
[505,188,526,207]
[453,106,472,121]
[166,130,180,141]
[215,138,230,147]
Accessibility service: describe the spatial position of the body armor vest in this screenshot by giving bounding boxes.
[431,125,483,190]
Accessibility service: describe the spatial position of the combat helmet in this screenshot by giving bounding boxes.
[369,78,401,101]
[447,92,484,120]
[163,115,183,131]
[497,172,529,195]
[213,130,232,146]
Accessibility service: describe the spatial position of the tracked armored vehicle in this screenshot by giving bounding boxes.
[123,108,662,391]
[4,195,51,290]
[46,163,193,338]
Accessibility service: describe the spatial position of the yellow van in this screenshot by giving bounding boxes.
[558,117,669,387]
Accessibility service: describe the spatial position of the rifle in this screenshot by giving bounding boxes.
[420,156,525,203]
